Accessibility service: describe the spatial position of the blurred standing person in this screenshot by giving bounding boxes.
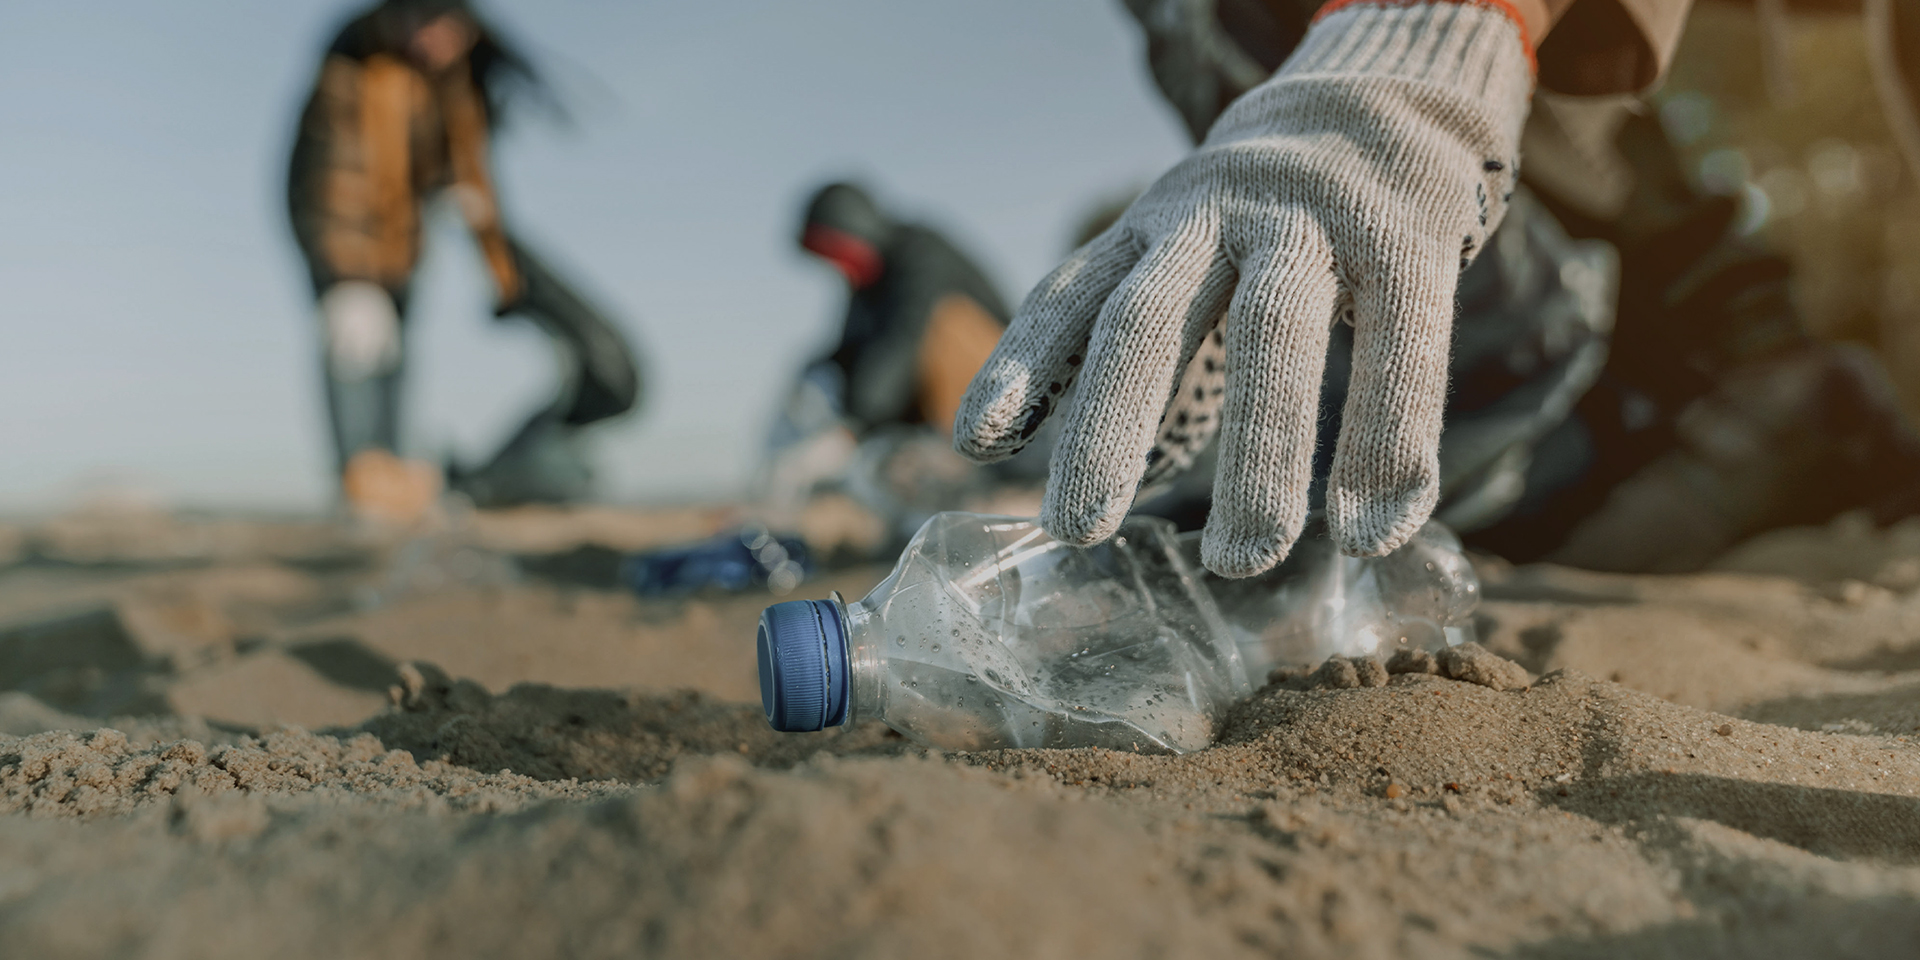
[287,0,640,524]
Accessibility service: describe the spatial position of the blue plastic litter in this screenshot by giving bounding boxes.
[623,526,813,596]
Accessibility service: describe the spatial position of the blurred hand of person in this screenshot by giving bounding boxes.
[953,0,1533,577]
[320,281,403,382]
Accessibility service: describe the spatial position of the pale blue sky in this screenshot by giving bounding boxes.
[0,1,1188,511]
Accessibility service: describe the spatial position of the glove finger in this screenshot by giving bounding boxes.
[1137,322,1229,497]
[953,226,1140,463]
[1327,240,1457,557]
[1043,217,1235,545]
[1200,219,1340,578]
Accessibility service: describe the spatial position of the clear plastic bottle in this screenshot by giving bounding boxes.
[1195,520,1481,678]
[757,512,1481,754]
[757,513,1249,753]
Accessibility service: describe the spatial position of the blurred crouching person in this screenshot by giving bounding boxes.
[628,183,1020,596]
[287,0,640,524]
[761,183,1036,547]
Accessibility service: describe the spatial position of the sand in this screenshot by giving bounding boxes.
[0,501,1917,958]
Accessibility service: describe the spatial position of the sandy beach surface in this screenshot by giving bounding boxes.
[0,499,1917,958]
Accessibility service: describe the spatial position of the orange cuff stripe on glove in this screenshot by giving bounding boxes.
[1316,0,1537,72]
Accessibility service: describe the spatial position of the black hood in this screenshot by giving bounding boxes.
[801,182,895,249]
[380,0,474,21]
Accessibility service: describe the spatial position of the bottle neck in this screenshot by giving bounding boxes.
[839,596,889,725]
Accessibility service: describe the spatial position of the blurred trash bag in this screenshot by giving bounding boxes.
[448,238,643,508]
[495,236,641,430]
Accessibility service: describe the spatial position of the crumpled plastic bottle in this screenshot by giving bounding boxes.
[1193,519,1480,679]
[757,512,1479,753]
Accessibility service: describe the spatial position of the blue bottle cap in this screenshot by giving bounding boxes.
[757,599,851,732]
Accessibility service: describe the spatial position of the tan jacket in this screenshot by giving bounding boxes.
[288,53,520,304]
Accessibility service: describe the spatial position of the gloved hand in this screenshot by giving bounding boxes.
[953,0,1533,576]
[319,280,403,383]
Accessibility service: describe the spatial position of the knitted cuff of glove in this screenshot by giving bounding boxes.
[1299,0,1537,97]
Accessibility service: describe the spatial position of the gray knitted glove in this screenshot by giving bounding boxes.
[954,0,1533,577]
